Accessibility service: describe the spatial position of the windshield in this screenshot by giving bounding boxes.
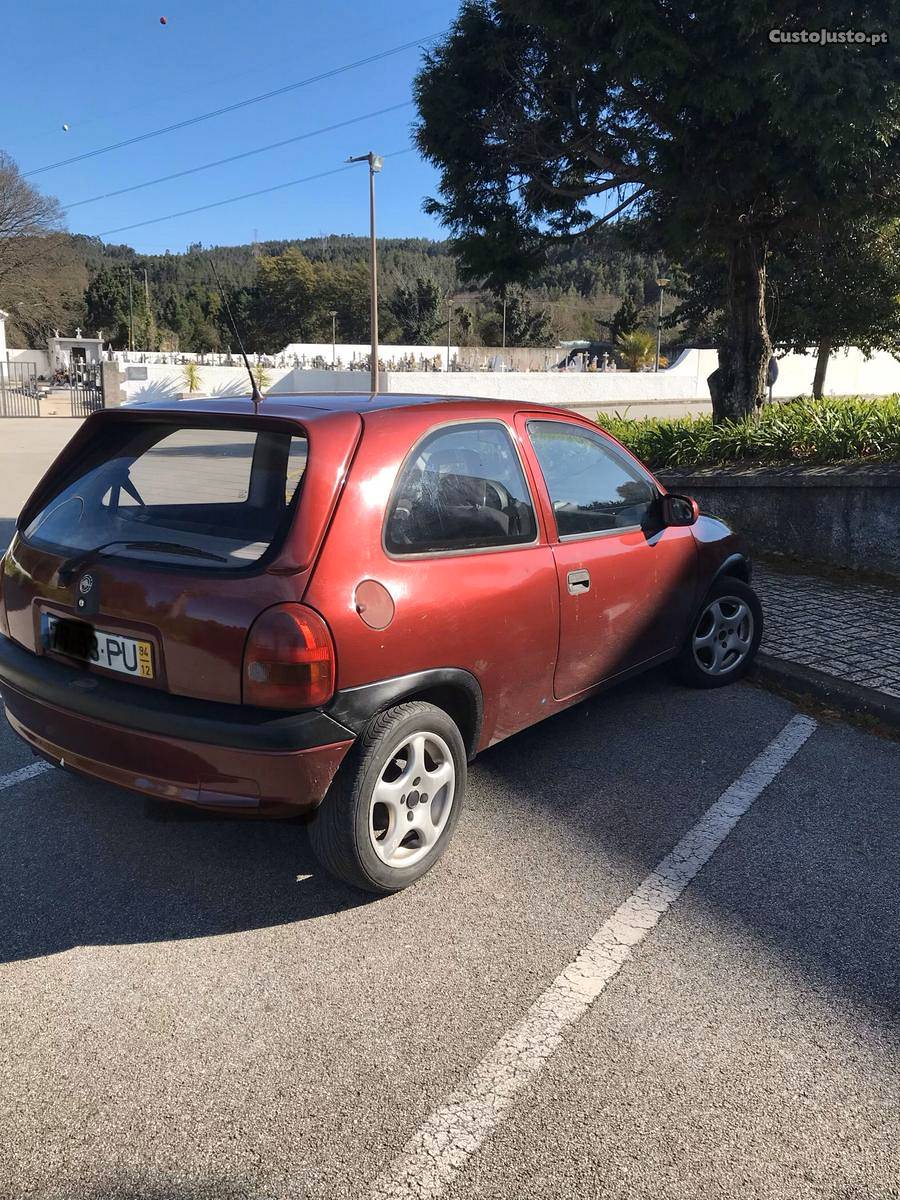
[23,421,308,570]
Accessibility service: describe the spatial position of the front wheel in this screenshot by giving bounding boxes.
[674,576,763,688]
[308,701,466,893]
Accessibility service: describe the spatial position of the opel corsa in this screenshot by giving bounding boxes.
[0,395,763,892]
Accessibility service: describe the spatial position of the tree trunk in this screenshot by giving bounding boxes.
[707,233,772,423]
[812,338,831,399]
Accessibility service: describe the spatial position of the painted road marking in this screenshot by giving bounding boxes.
[369,714,818,1200]
[0,761,53,792]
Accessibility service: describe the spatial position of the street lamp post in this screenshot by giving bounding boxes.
[655,276,670,372]
[347,151,383,393]
[328,309,337,367]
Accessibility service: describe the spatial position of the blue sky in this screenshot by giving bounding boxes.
[2,0,459,253]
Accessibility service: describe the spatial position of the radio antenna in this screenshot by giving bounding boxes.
[208,255,263,412]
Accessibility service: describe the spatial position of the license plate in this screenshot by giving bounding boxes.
[45,615,155,680]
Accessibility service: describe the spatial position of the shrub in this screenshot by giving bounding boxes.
[599,395,900,469]
[181,361,202,394]
[252,363,272,391]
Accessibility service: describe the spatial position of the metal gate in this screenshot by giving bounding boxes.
[0,361,40,417]
[70,362,104,417]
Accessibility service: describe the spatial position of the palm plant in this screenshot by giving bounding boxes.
[616,329,656,372]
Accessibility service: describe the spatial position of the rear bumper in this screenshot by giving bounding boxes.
[0,636,354,814]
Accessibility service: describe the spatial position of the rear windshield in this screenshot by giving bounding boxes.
[22,421,308,570]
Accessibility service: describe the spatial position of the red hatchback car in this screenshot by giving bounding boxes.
[0,394,762,892]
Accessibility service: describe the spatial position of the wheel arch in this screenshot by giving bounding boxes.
[712,552,751,585]
[326,668,484,760]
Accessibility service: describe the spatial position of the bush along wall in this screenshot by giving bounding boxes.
[598,396,900,470]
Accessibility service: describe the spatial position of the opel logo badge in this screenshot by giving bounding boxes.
[78,574,94,596]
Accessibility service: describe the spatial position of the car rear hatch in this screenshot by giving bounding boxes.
[1,406,361,704]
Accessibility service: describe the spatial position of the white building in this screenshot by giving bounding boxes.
[46,328,105,373]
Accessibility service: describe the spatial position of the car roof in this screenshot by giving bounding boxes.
[122,392,564,421]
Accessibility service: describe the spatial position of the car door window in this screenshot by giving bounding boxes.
[528,420,657,537]
[385,422,537,554]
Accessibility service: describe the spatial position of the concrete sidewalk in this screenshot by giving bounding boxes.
[754,559,900,728]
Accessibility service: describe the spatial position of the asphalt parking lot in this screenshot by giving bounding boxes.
[2,672,898,1200]
[1,420,898,1197]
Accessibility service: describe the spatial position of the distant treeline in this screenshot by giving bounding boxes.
[5,230,672,353]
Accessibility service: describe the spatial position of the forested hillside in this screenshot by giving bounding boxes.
[3,229,670,353]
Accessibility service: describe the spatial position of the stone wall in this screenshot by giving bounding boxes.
[658,466,900,578]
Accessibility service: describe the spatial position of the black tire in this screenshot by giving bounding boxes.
[308,701,467,894]
[674,576,763,688]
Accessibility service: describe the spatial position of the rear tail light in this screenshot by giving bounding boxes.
[243,604,335,709]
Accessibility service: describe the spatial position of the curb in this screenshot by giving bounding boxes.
[752,653,900,733]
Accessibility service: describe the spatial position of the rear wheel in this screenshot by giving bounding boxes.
[308,701,466,893]
[675,576,763,688]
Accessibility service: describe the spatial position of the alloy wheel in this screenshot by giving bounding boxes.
[692,595,755,676]
[369,731,456,868]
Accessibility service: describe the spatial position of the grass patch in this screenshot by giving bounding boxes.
[598,395,900,469]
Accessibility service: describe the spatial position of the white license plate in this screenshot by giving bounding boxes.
[45,615,155,679]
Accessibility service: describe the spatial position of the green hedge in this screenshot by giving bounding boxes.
[598,395,900,469]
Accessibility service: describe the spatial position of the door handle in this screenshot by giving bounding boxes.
[567,568,591,595]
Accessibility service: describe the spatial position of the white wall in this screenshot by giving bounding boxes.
[120,364,363,404]
[6,348,51,375]
[117,345,900,412]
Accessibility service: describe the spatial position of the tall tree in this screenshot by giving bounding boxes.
[0,153,62,290]
[481,287,553,345]
[3,237,87,347]
[254,248,320,347]
[770,219,900,398]
[414,2,900,420]
[607,295,642,343]
[84,267,131,347]
[387,276,443,343]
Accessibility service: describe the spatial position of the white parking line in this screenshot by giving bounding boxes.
[0,761,54,792]
[369,713,818,1200]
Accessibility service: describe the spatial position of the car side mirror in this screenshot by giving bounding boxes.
[661,493,699,527]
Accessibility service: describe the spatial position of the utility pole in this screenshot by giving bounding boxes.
[501,296,508,351]
[655,276,670,372]
[347,151,383,393]
[127,271,134,353]
[329,309,337,367]
[143,268,152,348]
[446,297,453,372]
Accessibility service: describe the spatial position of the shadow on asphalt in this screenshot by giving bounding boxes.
[0,767,372,964]
[0,517,15,547]
[1,665,898,1028]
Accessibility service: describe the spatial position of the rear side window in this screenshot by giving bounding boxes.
[385,421,537,554]
[528,420,657,537]
[23,421,308,570]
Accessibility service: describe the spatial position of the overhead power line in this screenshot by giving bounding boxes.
[25,34,441,177]
[95,148,415,237]
[62,102,414,210]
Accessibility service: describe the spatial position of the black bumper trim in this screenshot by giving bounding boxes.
[326,667,483,757]
[0,635,354,752]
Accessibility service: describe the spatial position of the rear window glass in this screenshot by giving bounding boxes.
[23,421,308,570]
